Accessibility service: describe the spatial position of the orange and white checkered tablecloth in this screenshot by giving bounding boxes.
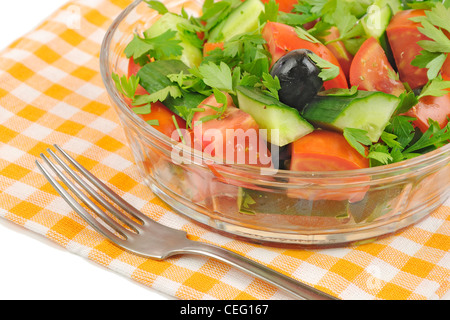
[0,0,449,300]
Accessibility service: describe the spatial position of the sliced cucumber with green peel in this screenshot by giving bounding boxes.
[137,60,207,117]
[236,86,314,147]
[302,91,400,142]
[208,0,265,43]
[238,187,349,218]
[144,13,202,68]
[361,4,392,40]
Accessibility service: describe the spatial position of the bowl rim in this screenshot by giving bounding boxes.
[99,0,450,180]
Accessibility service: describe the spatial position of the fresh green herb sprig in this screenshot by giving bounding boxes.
[344,115,450,167]
[307,52,340,81]
[410,2,450,80]
[124,30,183,66]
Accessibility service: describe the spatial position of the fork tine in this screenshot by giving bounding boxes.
[38,153,131,240]
[53,144,152,224]
[46,148,141,234]
[36,159,127,245]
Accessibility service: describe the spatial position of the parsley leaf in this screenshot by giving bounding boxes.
[385,115,416,149]
[259,0,279,23]
[197,62,234,93]
[295,27,321,44]
[112,73,140,100]
[410,3,450,80]
[394,91,419,116]
[133,86,182,105]
[144,0,169,14]
[418,75,450,99]
[343,128,371,157]
[308,53,340,81]
[124,30,183,62]
[262,73,281,99]
[404,120,450,153]
[368,144,394,166]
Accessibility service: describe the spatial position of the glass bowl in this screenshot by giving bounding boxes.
[100,0,450,245]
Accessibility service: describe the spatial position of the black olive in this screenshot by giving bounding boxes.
[270,49,323,112]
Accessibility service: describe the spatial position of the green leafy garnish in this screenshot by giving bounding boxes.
[308,53,340,81]
[295,27,321,44]
[404,120,450,153]
[259,0,279,23]
[146,119,160,126]
[343,128,372,157]
[196,62,234,93]
[197,88,229,123]
[410,3,450,80]
[124,30,183,64]
[134,85,182,105]
[112,73,140,100]
[261,73,281,99]
[418,75,450,99]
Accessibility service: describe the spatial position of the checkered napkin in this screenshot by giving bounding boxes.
[0,0,449,300]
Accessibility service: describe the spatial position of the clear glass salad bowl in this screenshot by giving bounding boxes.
[100,0,450,246]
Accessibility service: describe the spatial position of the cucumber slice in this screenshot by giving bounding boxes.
[236,86,314,147]
[137,60,207,117]
[238,187,349,218]
[302,91,400,142]
[208,0,265,43]
[144,13,202,68]
[361,5,392,40]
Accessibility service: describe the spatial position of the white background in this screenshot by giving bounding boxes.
[0,0,171,300]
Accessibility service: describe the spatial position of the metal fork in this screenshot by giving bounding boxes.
[35,145,338,300]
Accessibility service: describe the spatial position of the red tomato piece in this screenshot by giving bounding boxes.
[291,130,369,171]
[127,57,151,98]
[322,26,353,81]
[386,9,429,90]
[262,21,348,90]
[128,57,142,77]
[133,101,187,140]
[402,55,450,132]
[350,37,405,96]
[203,42,224,56]
[191,93,271,167]
[289,130,369,202]
[260,0,297,13]
[404,94,450,132]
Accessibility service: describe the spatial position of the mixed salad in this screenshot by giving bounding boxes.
[114,0,450,173]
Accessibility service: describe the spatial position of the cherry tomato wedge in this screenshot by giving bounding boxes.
[191,93,271,166]
[291,130,369,171]
[403,55,450,132]
[289,130,369,202]
[350,37,405,96]
[386,9,429,90]
[262,21,348,90]
[404,94,450,133]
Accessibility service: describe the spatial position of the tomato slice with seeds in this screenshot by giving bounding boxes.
[350,37,405,96]
[386,9,429,90]
[191,93,271,167]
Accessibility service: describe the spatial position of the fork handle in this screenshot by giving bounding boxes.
[179,240,337,300]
